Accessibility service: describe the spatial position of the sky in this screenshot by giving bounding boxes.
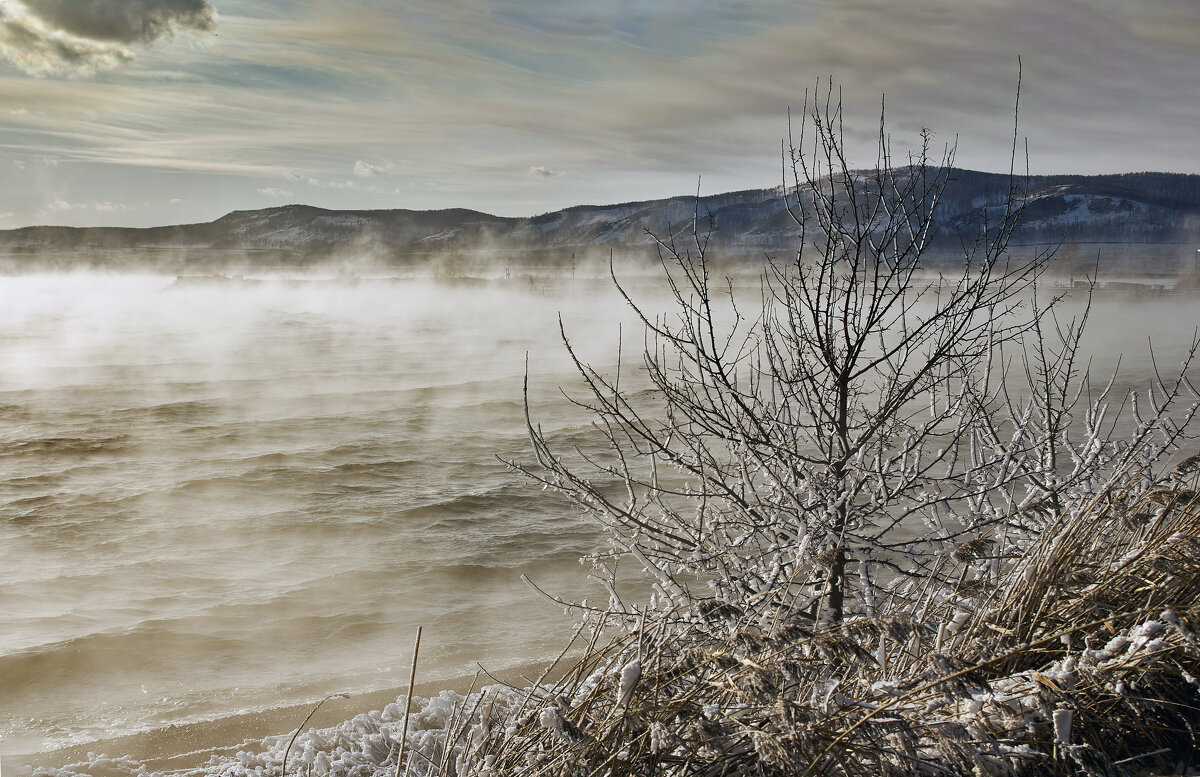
[0,0,1197,229]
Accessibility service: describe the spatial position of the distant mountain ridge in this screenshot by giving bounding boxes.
[2,169,1198,271]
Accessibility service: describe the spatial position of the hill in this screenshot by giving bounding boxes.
[1,170,1197,273]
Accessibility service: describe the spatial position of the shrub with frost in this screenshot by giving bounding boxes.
[494,78,1200,775]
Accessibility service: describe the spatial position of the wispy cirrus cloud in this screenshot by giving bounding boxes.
[0,0,1197,230]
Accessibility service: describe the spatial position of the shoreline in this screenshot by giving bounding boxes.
[6,659,556,776]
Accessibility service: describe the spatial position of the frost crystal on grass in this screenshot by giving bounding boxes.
[616,657,641,707]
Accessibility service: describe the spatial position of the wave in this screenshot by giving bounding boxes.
[0,624,254,693]
[0,434,133,458]
[114,398,223,423]
[0,277,627,757]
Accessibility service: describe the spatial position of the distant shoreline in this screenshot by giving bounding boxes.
[0,241,1196,282]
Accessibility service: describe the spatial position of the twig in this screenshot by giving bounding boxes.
[282,693,349,777]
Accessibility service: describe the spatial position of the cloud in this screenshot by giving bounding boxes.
[20,0,214,44]
[2,0,1199,228]
[353,159,395,178]
[257,187,292,197]
[304,175,383,192]
[0,11,134,75]
[0,0,215,76]
[44,198,127,212]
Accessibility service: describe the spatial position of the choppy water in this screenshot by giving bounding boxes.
[1,272,1197,761]
[0,273,640,757]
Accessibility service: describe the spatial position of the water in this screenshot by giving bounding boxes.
[0,273,641,758]
[1,271,1197,763]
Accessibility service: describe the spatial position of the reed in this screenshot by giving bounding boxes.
[459,482,1200,776]
[396,627,423,777]
[282,693,349,777]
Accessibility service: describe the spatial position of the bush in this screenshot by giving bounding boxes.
[489,80,1200,775]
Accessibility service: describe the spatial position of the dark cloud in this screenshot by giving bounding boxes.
[0,0,214,75]
[19,0,215,44]
[0,14,132,74]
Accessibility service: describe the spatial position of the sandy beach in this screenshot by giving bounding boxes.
[9,660,555,776]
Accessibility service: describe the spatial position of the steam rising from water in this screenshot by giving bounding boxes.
[0,271,1197,761]
[0,273,650,757]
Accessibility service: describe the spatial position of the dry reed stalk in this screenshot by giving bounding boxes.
[395,626,422,777]
[280,693,349,777]
[454,487,1200,776]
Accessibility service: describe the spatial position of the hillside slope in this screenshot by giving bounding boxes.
[1,170,1196,270]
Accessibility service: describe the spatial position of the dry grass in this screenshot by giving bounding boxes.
[454,485,1200,776]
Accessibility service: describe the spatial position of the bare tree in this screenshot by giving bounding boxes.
[514,79,1196,630]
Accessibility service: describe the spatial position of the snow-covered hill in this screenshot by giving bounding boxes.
[1,170,1196,270]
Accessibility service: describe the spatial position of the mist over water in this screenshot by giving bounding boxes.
[0,271,1197,760]
[0,273,649,756]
